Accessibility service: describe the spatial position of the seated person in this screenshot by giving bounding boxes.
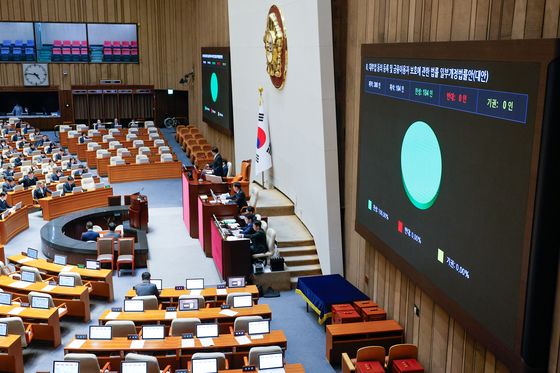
[206,146,224,176]
[62,176,76,194]
[104,222,121,239]
[35,134,49,147]
[0,193,11,213]
[78,133,88,144]
[50,169,63,182]
[20,170,38,189]
[44,142,53,154]
[12,156,22,167]
[240,214,256,235]
[3,167,13,178]
[81,221,100,242]
[22,123,31,135]
[240,221,268,255]
[53,149,65,162]
[134,272,160,297]
[33,181,51,201]
[2,177,15,193]
[226,182,248,211]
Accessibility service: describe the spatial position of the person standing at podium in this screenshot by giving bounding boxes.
[208,146,224,177]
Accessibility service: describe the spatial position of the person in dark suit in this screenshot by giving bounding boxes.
[33,181,51,201]
[3,167,13,178]
[50,169,63,182]
[81,221,100,242]
[104,222,121,239]
[227,182,248,211]
[222,158,229,177]
[20,171,37,189]
[134,272,160,297]
[241,221,268,255]
[207,146,224,177]
[2,177,15,193]
[12,156,22,167]
[78,133,88,144]
[62,176,76,194]
[53,149,64,162]
[0,193,11,213]
[240,214,255,236]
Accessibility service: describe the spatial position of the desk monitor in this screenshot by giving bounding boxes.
[121,361,147,373]
[31,295,50,310]
[248,320,270,336]
[0,292,11,305]
[258,352,284,371]
[85,260,100,270]
[59,176,68,183]
[232,294,252,308]
[72,186,83,193]
[150,279,162,291]
[14,201,22,210]
[61,155,71,162]
[124,299,144,312]
[178,298,199,311]
[196,323,219,338]
[191,358,218,373]
[21,269,36,283]
[51,191,62,198]
[227,276,245,288]
[13,184,23,191]
[0,322,7,337]
[53,361,80,373]
[58,274,75,287]
[26,247,38,259]
[54,254,67,266]
[94,183,105,189]
[206,175,222,183]
[89,325,112,340]
[186,278,204,290]
[141,325,165,340]
[71,164,80,170]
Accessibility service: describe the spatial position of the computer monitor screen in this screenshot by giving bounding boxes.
[0,292,11,305]
[232,295,252,308]
[121,361,147,373]
[0,322,7,337]
[248,320,270,335]
[186,278,204,290]
[259,353,283,370]
[178,298,199,311]
[21,269,36,283]
[31,296,50,309]
[58,274,75,287]
[89,325,112,340]
[206,174,222,183]
[85,260,100,270]
[150,279,162,291]
[227,276,245,288]
[51,191,62,198]
[54,254,67,266]
[72,187,83,193]
[124,299,144,312]
[141,325,165,340]
[196,323,219,338]
[53,361,80,373]
[26,247,38,259]
[201,47,233,134]
[191,358,218,373]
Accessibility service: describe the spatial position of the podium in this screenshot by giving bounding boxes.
[129,194,148,231]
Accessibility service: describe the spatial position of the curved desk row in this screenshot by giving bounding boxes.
[0,207,29,245]
[38,187,113,221]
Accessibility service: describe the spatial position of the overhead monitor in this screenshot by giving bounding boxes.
[53,361,80,373]
[124,299,144,312]
[141,325,165,340]
[201,47,233,134]
[87,23,138,64]
[0,22,36,63]
[196,323,219,339]
[89,325,112,340]
[34,22,87,63]
[355,40,560,371]
[186,278,204,290]
[191,358,218,373]
[232,295,252,308]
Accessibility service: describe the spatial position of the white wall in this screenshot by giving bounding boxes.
[228,0,343,274]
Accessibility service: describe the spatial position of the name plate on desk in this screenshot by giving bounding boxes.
[20,303,30,308]
[175,286,185,290]
[234,331,245,336]
[112,307,122,312]
[127,334,139,340]
[217,284,226,289]
[75,334,87,340]
[221,304,231,309]
[242,366,256,371]
[182,333,193,339]
[166,307,177,312]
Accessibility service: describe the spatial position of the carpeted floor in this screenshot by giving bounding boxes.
[12,128,339,373]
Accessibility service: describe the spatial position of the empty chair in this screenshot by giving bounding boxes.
[92,225,103,232]
[147,127,158,133]
[102,134,114,143]
[160,153,173,163]
[126,133,137,141]
[247,346,283,366]
[124,353,171,373]
[226,161,233,177]
[138,146,151,156]
[81,177,95,191]
[136,155,149,164]
[144,121,155,128]
[260,220,268,232]
[128,127,139,134]
[0,317,32,348]
[110,156,124,166]
[115,224,124,235]
[132,139,144,148]
[158,146,170,154]
[191,352,227,371]
[96,149,110,159]
[387,344,418,369]
[342,346,386,373]
[116,238,135,276]
[153,139,165,147]
[226,292,252,307]
[64,353,109,373]
[148,132,160,140]
[76,124,89,131]
[117,148,130,157]
[178,294,205,309]
[67,130,79,138]
[87,142,100,151]
[132,295,159,310]
[108,128,120,135]
[27,291,55,308]
[59,271,83,286]
[96,238,115,270]
[233,316,263,332]
[108,140,121,150]
[106,320,136,337]
[20,266,42,282]
[169,318,201,336]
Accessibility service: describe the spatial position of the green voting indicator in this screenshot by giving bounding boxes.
[401,121,442,210]
[210,72,219,102]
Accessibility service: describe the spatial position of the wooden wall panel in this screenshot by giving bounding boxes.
[341,0,560,372]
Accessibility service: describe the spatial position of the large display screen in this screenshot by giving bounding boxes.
[201,47,233,134]
[356,40,560,370]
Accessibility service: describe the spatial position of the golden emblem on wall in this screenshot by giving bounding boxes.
[263,5,287,89]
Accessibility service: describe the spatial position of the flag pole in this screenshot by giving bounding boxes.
[258,86,265,188]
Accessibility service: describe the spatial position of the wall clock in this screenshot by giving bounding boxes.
[22,63,49,86]
[263,5,287,89]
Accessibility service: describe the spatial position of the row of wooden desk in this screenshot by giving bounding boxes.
[107,161,182,183]
[0,207,29,245]
[125,285,259,306]
[38,186,113,220]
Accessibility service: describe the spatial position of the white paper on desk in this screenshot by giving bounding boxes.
[8,307,24,315]
[226,236,241,241]
[41,285,56,292]
[130,340,145,349]
[189,289,202,296]
[10,281,30,289]
[165,312,177,320]
[235,335,251,345]
[216,288,227,296]
[61,266,74,272]
[250,334,264,340]
[199,337,214,347]
[219,309,238,317]
[181,339,195,348]
[67,339,86,349]
[18,257,33,263]
[105,312,120,319]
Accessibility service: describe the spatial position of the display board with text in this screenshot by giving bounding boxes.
[201,47,233,134]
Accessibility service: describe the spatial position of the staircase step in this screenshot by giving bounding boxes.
[278,245,317,257]
[257,205,295,217]
[254,184,295,217]
[284,255,320,267]
[286,264,322,278]
[268,216,314,247]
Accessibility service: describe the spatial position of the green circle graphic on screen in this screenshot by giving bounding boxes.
[401,121,442,210]
[210,72,219,102]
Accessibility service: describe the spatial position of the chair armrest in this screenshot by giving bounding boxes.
[162,365,172,373]
[100,362,111,373]
[25,323,34,344]
[341,353,355,373]
[229,326,234,334]
[243,356,249,366]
